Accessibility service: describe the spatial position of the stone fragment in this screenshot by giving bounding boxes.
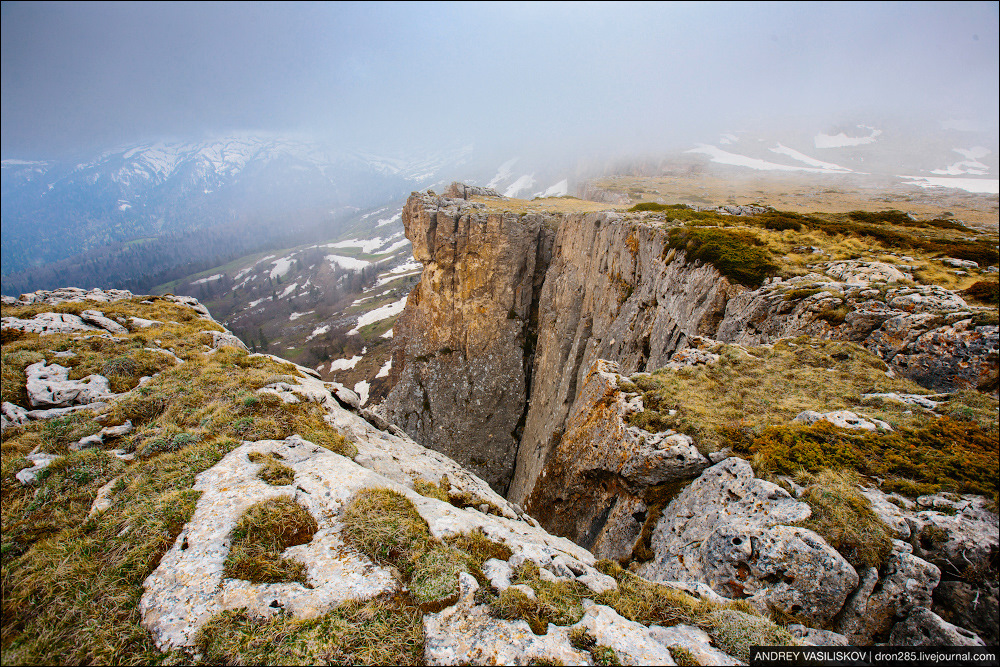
[574,601,677,665]
[15,452,60,485]
[824,260,912,285]
[206,330,249,352]
[80,309,129,334]
[786,624,850,646]
[25,361,111,408]
[423,573,590,666]
[1,401,30,432]
[793,409,890,431]
[1,312,99,336]
[648,623,742,665]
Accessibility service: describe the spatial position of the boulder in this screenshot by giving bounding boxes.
[907,497,999,578]
[80,309,129,334]
[824,260,912,285]
[637,458,858,626]
[1,312,100,336]
[833,545,940,645]
[793,409,891,431]
[25,361,111,408]
[1,401,30,432]
[888,607,986,646]
[206,330,249,352]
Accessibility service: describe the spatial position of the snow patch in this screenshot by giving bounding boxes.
[348,297,407,335]
[191,274,224,285]
[375,359,392,378]
[381,328,393,339]
[687,144,848,173]
[329,355,363,371]
[487,158,518,189]
[503,174,535,198]
[719,133,739,145]
[376,212,401,227]
[306,325,330,342]
[541,179,569,197]
[269,257,293,279]
[326,255,371,271]
[814,125,882,148]
[327,237,388,254]
[289,311,314,321]
[769,144,852,172]
[279,282,298,299]
[930,147,992,176]
[353,380,370,406]
[375,239,411,255]
[897,176,999,194]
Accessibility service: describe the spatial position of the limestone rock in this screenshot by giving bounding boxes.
[574,601,677,665]
[383,190,558,492]
[793,409,891,431]
[80,309,129,334]
[8,287,134,306]
[2,312,100,336]
[885,285,969,313]
[786,624,849,646]
[833,548,940,645]
[423,573,590,666]
[1,401,30,432]
[888,607,986,646]
[648,623,743,664]
[886,320,998,394]
[15,452,60,485]
[522,360,708,561]
[637,458,857,626]
[907,497,999,578]
[206,330,249,352]
[25,361,111,408]
[824,260,912,285]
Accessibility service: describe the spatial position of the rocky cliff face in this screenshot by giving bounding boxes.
[384,188,739,497]
[382,190,556,492]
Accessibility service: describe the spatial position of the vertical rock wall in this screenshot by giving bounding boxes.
[384,188,739,501]
[382,192,556,492]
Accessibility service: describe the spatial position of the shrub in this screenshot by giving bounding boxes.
[962,281,999,306]
[665,227,778,288]
[847,210,913,225]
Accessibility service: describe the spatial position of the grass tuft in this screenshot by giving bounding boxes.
[222,496,317,585]
[795,469,894,571]
[248,451,295,485]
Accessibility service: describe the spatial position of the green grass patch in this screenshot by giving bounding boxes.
[731,418,998,502]
[340,488,464,606]
[665,227,778,288]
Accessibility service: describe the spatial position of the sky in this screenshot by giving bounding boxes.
[2,1,998,159]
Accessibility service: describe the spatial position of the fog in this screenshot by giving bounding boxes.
[2,1,998,160]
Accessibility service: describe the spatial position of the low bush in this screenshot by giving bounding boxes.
[665,227,778,288]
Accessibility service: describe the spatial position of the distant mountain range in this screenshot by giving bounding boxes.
[0,137,476,279]
[4,120,996,296]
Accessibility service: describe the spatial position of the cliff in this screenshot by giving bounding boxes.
[384,188,739,497]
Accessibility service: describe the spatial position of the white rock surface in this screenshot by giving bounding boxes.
[15,452,60,485]
[648,623,744,664]
[637,458,858,626]
[25,361,111,408]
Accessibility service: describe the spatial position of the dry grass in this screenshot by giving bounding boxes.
[627,336,936,455]
[795,469,894,571]
[196,592,424,665]
[1,297,364,664]
[249,451,296,485]
[222,496,317,584]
